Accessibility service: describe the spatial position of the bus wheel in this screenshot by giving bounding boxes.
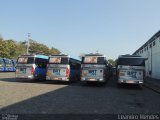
[98,82,106,87]
[117,83,122,87]
[139,84,143,89]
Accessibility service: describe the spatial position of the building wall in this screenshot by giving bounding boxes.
[152,37,160,79]
[133,31,160,79]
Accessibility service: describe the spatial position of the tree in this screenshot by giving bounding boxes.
[49,47,61,55]
[108,59,116,67]
[29,40,60,55]
[5,40,17,58]
[0,39,9,58]
[0,34,3,40]
[0,37,61,59]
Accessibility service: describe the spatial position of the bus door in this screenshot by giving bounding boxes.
[69,61,81,81]
[34,58,48,80]
[16,57,35,79]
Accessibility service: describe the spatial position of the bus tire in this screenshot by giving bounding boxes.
[117,83,122,87]
[139,84,143,89]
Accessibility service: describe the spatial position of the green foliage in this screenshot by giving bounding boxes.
[0,38,61,59]
[29,40,60,55]
[0,35,3,40]
[108,59,116,67]
[0,39,9,58]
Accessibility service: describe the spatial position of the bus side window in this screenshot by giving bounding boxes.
[27,57,34,64]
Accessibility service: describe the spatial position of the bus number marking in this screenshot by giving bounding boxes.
[20,68,26,74]
[127,71,137,78]
[88,70,97,76]
[53,69,60,75]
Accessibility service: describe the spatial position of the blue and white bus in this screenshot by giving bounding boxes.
[0,58,5,72]
[46,54,81,82]
[16,54,48,80]
[3,58,14,72]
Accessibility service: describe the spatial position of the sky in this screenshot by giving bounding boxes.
[0,0,160,60]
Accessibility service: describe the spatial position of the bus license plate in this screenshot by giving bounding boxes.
[127,81,134,84]
[89,78,96,81]
[52,77,59,80]
[88,70,97,76]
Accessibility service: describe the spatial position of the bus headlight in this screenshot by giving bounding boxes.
[99,79,103,81]
[81,78,86,81]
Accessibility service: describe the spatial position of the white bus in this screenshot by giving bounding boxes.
[81,54,109,83]
[116,55,145,85]
[46,54,81,82]
[16,54,48,80]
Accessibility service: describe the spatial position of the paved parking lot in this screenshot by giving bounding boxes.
[0,72,160,116]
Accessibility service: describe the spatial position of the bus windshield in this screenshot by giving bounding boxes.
[49,57,69,64]
[82,57,106,64]
[117,58,145,66]
[17,57,34,64]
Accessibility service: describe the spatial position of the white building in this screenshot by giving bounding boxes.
[133,30,160,79]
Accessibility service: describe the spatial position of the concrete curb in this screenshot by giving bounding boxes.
[144,79,160,94]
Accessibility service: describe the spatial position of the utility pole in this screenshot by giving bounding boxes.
[27,33,31,54]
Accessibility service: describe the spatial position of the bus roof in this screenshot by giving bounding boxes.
[70,58,81,64]
[118,55,145,59]
[19,54,48,59]
[83,53,105,57]
[50,54,68,57]
[49,55,81,63]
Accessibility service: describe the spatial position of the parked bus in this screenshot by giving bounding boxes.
[16,54,48,80]
[0,58,5,72]
[46,54,81,82]
[3,58,14,72]
[81,53,109,83]
[116,55,145,85]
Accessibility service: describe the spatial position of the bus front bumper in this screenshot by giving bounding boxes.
[118,80,143,84]
[81,77,105,82]
[46,76,69,81]
[16,75,34,79]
